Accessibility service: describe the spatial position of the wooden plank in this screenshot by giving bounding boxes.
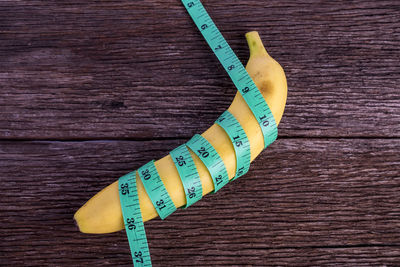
[0,0,399,139]
[1,139,399,265]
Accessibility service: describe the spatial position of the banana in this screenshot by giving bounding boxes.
[74,31,287,234]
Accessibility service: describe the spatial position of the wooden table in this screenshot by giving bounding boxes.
[1,1,399,266]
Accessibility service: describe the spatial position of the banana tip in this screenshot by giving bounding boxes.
[74,211,85,233]
[74,216,81,232]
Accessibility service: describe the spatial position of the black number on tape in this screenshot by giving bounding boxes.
[142,169,151,180]
[233,135,243,147]
[134,251,143,263]
[259,115,269,127]
[176,156,186,166]
[215,174,223,186]
[127,218,136,230]
[121,183,129,195]
[197,147,209,158]
[187,186,196,199]
[156,199,166,210]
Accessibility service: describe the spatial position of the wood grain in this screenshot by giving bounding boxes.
[1,0,399,266]
[0,0,399,139]
[0,139,399,266]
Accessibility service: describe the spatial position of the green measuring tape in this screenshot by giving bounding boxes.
[118,0,278,265]
[181,0,277,148]
[186,134,229,193]
[216,110,251,181]
[118,172,151,266]
[138,160,177,220]
[170,144,203,208]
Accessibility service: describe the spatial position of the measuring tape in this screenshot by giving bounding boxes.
[170,144,203,208]
[215,110,251,181]
[181,0,277,148]
[186,134,230,193]
[118,0,278,265]
[118,172,152,266]
[138,160,177,220]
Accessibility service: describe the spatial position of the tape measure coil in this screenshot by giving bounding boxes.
[118,0,280,265]
[170,144,203,208]
[138,160,177,220]
[186,134,230,193]
[215,110,251,181]
[119,172,152,266]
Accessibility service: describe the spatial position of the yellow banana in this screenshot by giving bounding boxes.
[74,31,287,234]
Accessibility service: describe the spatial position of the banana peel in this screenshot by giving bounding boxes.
[74,31,287,234]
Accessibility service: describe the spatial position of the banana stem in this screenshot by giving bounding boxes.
[246,31,269,58]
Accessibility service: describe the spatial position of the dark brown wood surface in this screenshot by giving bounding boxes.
[0,0,399,266]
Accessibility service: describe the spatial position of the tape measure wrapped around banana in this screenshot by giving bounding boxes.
[74,31,287,234]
